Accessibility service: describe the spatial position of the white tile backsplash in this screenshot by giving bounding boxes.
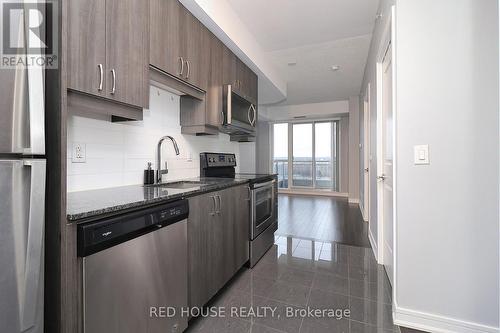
[67,86,241,192]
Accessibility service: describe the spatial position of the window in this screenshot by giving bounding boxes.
[292,123,313,187]
[272,120,340,191]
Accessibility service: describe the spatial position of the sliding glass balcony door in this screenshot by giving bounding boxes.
[272,120,339,192]
[292,123,313,187]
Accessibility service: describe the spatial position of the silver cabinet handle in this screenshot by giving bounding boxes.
[220,111,225,125]
[178,57,184,76]
[217,195,221,215]
[377,175,386,181]
[185,60,191,79]
[97,64,103,91]
[210,196,216,216]
[246,186,251,201]
[110,69,116,95]
[21,159,46,331]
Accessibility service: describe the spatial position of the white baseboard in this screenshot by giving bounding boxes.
[348,198,360,204]
[368,228,378,261]
[394,306,499,333]
[359,203,368,222]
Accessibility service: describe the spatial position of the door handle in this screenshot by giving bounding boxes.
[25,59,45,155]
[110,69,116,95]
[364,168,369,172]
[210,196,216,216]
[377,175,386,181]
[177,57,184,76]
[216,195,221,215]
[185,60,191,79]
[97,64,103,91]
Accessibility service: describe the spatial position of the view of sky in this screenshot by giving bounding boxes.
[273,122,333,160]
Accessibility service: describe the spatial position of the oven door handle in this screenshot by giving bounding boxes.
[253,179,275,189]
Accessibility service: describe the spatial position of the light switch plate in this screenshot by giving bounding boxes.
[72,143,86,163]
[414,144,429,165]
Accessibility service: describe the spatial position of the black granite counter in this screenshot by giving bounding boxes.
[66,177,250,222]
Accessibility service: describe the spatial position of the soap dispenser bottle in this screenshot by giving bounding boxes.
[144,162,154,185]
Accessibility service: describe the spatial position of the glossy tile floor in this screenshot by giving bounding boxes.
[187,236,397,333]
[276,195,370,247]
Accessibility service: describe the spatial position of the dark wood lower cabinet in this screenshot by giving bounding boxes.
[187,185,250,309]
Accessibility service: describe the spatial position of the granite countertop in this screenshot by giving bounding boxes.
[66,177,250,222]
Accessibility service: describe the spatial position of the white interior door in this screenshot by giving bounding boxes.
[381,44,394,285]
[363,94,370,220]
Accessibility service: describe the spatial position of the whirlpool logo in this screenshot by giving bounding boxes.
[1,0,58,68]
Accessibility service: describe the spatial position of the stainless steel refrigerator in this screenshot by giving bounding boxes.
[0,6,46,332]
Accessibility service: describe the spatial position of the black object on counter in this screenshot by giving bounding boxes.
[144,162,154,185]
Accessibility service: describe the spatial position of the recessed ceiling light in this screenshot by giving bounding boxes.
[330,65,340,71]
[287,61,297,66]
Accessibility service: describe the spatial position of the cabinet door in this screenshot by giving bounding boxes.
[67,0,106,96]
[150,0,183,78]
[180,9,209,90]
[222,45,237,87]
[233,185,250,270]
[206,34,223,127]
[218,188,236,284]
[187,193,215,309]
[106,0,148,107]
[210,192,227,291]
[248,69,258,104]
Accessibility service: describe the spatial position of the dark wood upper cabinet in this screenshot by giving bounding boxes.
[150,0,208,91]
[67,0,148,112]
[150,0,182,78]
[67,0,106,97]
[106,0,149,107]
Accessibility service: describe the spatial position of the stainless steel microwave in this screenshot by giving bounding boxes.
[221,84,257,136]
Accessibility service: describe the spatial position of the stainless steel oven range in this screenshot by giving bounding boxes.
[200,152,278,267]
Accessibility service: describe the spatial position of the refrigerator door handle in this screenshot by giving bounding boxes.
[20,160,46,330]
[25,55,45,155]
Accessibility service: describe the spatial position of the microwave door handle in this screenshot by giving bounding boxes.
[247,104,252,126]
[227,85,232,125]
[250,104,257,126]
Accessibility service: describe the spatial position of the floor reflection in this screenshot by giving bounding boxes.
[188,235,398,333]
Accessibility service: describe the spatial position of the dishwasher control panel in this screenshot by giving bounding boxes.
[78,199,189,257]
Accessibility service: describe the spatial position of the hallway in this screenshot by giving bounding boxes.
[277,195,370,248]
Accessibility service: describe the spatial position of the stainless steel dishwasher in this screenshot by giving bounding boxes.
[77,199,189,333]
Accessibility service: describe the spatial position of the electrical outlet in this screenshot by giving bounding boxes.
[72,143,86,163]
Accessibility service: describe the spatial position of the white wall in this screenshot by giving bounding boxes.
[67,87,241,192]
[359,0,395,254]
[238,142,256,173]
[262,100,349,121]
[179,0,287,104]
[394,1,499,332]
[348,96,360,202]
[256,120,271,174]
[339,116,349,193]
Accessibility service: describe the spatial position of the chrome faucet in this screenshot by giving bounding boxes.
[156,136,180,184]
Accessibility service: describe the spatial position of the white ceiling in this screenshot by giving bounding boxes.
[227,0,379,105]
